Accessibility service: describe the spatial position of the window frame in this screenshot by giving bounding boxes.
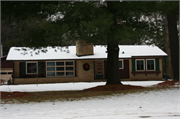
[119,59,124,69]
[46,61,75,77]
[146,59,156,71]
[26,61,38,74]
[135,59,145,71]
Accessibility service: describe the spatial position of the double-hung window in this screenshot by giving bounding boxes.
[146,59,155,71]
[26,62,38,74]
[136,59,145,71]
[46,61,74,77]
[135,59,156,71]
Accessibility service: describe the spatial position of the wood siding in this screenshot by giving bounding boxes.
[129,58,163,80]
[119,60,129,79]
[104,59,129,79]
[12,57,164,84]
[14,60,95,84]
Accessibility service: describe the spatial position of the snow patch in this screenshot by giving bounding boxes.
[0,81,163,92]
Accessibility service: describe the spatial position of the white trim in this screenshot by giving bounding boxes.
[46,61,75,77]
[119,59,124,69]
[135,59,145,71]
[146,59,156,71]
[26,61,38,74]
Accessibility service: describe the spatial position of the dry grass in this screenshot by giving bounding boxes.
[1,86,178,104]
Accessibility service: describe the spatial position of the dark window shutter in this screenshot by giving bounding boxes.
[132,59,135,71]
[155,59,159,71]
[21,62,26,74]
[75,61,76,77]
[38,62,43,74]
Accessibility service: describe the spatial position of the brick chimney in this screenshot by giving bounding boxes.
[76,40,94,57]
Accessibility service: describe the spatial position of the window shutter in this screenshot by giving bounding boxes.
[38,62,43,74]
[132,59,135,71]
[21,62,26,74]
[155,59,159,71]
[75,61,76,77]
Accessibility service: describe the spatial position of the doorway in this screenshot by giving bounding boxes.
[95,60,104,79]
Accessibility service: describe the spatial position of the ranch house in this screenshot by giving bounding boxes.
[6,41,167,84]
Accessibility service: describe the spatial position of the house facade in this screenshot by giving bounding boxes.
[7,43,167,84]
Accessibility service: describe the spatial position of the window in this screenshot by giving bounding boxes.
[119,59,124,69]
[146,59,155,71]
[136,59,145,71]
[1,72,7,74]
[26,62,38,74]
[46,61,74,77]
[1,72,12,75]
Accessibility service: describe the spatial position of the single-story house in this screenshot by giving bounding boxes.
[1,56,13,83]
[6,42,167,84]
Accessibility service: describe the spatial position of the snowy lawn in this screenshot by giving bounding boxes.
[0,81,163,92]
[1,81,180,119]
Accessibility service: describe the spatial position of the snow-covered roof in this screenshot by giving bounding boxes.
[6,45,167,61]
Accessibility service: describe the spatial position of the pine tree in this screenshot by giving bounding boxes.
[2,1,178,84]
[157,1,179,80]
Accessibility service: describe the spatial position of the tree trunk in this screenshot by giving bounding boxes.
[106,2,122,85]
[164,15,173,78]
[106,41,122,85]
[167,14,179,81]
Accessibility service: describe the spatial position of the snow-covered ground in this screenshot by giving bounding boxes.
[1,81,180,119]
[1,81,163,92]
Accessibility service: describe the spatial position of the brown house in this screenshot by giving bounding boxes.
[1,56,13,83]
[7,42,167,84]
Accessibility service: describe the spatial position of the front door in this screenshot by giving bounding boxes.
[95,60,104,79]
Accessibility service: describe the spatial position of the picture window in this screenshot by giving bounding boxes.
[46,61,74,77]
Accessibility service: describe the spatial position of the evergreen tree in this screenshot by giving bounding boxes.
[157,1,179,80]
[2,1,178,84]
